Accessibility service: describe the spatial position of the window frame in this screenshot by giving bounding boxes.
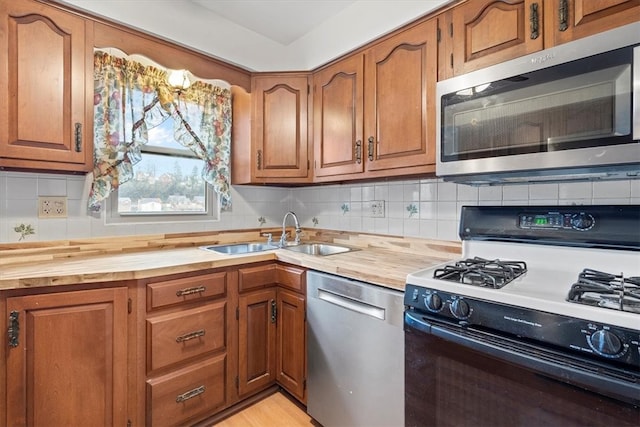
[105,142,220,225]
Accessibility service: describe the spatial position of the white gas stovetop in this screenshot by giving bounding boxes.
[407,240,640,331]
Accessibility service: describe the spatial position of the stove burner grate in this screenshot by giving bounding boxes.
[567,269,640,314]
[433,257,527,289]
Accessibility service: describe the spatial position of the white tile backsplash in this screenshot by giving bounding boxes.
[0,171,637,243]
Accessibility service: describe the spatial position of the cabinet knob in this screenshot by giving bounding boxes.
[257,150,262,170]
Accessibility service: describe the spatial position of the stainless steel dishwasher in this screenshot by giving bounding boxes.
[307,270,404,427]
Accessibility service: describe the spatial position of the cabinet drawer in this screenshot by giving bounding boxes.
[147,302,226,371]
[147,355,226,427]
[238,263,277,292]
[277,264,306,293]
[147,272,227,310]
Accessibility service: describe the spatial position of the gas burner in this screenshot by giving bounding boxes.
[567,269,640,314]
[433,257,527,289]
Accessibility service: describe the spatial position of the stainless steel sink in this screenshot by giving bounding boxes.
[201,242,279,255]
[283,242,356,256]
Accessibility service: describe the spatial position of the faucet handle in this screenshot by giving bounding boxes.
[261,232,273,245]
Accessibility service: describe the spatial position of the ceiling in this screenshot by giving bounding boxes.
[59,0,449,71]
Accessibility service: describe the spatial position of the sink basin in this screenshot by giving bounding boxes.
[283,243,356,256]
[201,242,278,255]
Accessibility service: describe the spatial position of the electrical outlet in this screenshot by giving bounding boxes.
[38,196,68,218]
[368,200,385,218]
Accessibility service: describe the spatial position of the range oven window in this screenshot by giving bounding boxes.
[441,46,634,162]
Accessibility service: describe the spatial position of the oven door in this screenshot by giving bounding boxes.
[405,310,640,427]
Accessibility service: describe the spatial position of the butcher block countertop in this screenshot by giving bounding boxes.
[0,229,461,291]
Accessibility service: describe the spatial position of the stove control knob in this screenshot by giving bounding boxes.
[424,293,443,312]
[450,299,471,319]
[570,213,595,231]
[589,330,623,357]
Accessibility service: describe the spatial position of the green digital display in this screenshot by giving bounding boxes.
[535,217,548,225]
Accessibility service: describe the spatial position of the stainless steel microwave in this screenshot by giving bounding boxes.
[436,22,640,185]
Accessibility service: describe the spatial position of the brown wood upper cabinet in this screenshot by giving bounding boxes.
[0,0,93,172]
[439,0,640,80]
[543,0,640,47]
[363,19,437,174]
[314,18,437,180]
[313,54,365,178]
[439,0,544,80]
[250,74,311,182]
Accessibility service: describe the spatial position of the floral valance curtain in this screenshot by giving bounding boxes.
[89,51,232,211]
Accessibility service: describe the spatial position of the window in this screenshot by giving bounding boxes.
[106,117,219,224]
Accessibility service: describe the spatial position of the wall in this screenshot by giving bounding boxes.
[0,171,290,243]
[0,170,637,243]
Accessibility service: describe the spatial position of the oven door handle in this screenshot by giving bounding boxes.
[404,311,640,405]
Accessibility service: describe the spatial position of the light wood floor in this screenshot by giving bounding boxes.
[214,392,315,427]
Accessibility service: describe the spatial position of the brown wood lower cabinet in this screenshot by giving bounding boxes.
[4,287,128,427]
[143,269,234,427]
[1,262,306,426]
[143,262,306,425]
[276,289,306,402]
[238,288,278,397]
[238,263,307,404]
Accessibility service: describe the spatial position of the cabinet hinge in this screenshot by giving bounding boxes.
[449,22,453,37]
[127,420,131,427]
[307,160,310,170]
[236,307,239,320]
[303,379,307,390]
[307,84,310,95]
[437,27,441,42]
[235,376,239,389]
[127,298,132,314]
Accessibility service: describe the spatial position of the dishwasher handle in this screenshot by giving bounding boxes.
[317,288,386,320]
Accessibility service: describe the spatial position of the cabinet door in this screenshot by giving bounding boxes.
[450,0,544,76]
[6,287,128,427]
[0,0,92,171]
[276,289,306,403]
[313,54,365,177]
[238,288,277,397]
[364,19,437,173]
[544,0,640,46]
[252,75,310,180]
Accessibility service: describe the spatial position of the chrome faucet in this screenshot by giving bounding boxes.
[280,211,301,247]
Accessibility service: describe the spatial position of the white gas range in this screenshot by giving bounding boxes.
[404,205,640,418]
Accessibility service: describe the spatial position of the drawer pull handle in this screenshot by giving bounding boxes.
[176,329,205,343]
[176,385,205,403]
[176,286,206,297]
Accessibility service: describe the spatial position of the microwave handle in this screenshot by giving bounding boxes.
[634,46,639,140]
